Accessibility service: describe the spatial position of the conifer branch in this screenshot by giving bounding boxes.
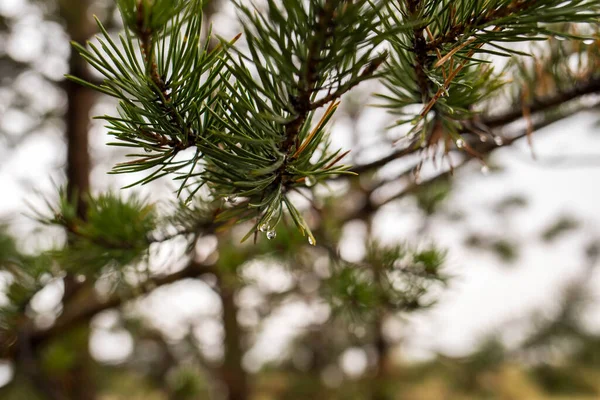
[485,76,600,128]
[407,0,431,103]
[282,0,386,151]
[343,101,592,223]
[1,259,213,359]
[4,93,598,363]
[353,74,600,175]
[424,0,532,51]
[136,1,167,98]
[281,0,337,152]
[132,0,192,153]
[64,0,600,244]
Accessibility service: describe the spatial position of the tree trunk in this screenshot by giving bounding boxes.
[219,279,248,400]
[54,1,96,399]
[61,0,93,219]
[371,313,390,400]
[64,77,92,218]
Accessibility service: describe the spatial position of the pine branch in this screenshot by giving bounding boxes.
[281,0,336,150]
[136,3,166,96]
[351,73,600,175]
[364,104,593,213]
[66,0,600,245]
[208,0,387,242]
[485,76,600,128]
[132,0,189,151]
[68,0,231,188]
[2,259,213,359]
[408,0,431,103]
[281,0,387,150]
[379,0,600,153]
[5,95,597,363]
[424,0,533,51]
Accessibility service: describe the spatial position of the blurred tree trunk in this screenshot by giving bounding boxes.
[53,1,96,399]
[60,0,93,219]
[219,273,248,400]
[371,314,390,400]
[369,217,391,400]
[60,0,94,302]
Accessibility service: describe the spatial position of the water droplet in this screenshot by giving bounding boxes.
[308,236,315,246]
[354,326,366,338]
[75,274,86,283]
[494,136,504,146]
[456,138,465,149]
[259,224,269,232]
[480,135,488,143]
[413,168,422,185]
[481,165,490,175]
[266,230,276,240]
[305,176,317,187]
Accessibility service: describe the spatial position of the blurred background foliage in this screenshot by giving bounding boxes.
[1,0,600,400]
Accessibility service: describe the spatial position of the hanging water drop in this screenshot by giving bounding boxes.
[413,168,422,185]
[494,136,504,146]
[480,135,488,143]
[456,138,465,149]
[259,223,269,232]
[305,176,317,187]
[308,236,315,246]
[266,230,276,240]
[481,165,490,175]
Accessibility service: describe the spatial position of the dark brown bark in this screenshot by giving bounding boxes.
[369,309,393,400]
[219,279,249,400]
[370,218,391,400]
[60,0,94,219]
[54,2,95,399]
[61,0,94,302]
[64,78,93,219]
